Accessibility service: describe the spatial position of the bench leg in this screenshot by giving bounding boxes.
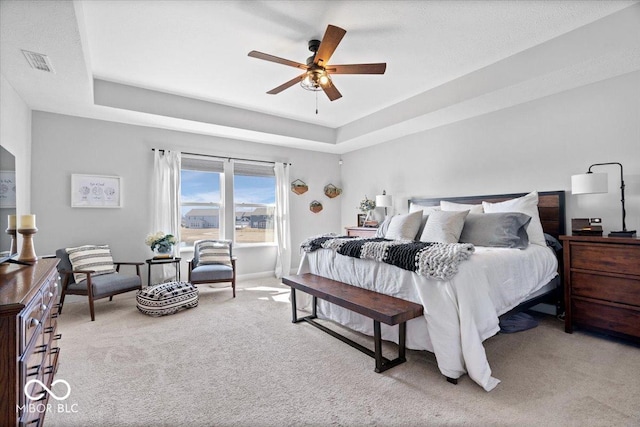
[291,288,298,323]
[288,288,408,374]
[374,321,382,372]
[373,320,408,373]
[291,289,318,324]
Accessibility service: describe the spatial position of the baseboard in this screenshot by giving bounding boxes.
[236,271,278,281]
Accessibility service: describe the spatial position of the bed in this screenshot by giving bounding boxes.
[295,190,566,391]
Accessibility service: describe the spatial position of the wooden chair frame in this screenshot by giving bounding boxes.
[58,262,143,321]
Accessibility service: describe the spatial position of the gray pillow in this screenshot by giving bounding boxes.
[385,210,423,241]
[459,212,531,249]
[419,210,470,243]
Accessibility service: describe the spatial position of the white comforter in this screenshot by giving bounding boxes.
[295,244,558,391]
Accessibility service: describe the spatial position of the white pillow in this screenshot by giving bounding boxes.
[482,191,545,247]
[441,200,484,214]
[420,210,470,243]
[385,210,423,241]
[409,203,440,214]
[66,244,116,283]
[198,241,232,267]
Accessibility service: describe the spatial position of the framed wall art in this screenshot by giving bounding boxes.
[71,174,122,208]
[0,170,16,208]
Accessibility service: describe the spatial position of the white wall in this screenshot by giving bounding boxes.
[0,74,32,251]
[30,113,342,280]
[341,71,640,236]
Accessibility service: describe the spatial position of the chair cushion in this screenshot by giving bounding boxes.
[66,245,116,283]
[197,241,232,267]
[67,272,142,298]
[190,264,234,282]
[136,281,199,317]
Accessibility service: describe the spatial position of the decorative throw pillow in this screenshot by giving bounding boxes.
[459,212,531,249]
[384,210,423,241]
[374,216,392,238]
[197,241,232,267]
[420,210,470,243]
[482,191,545,247]
[66,244,117,283]
[409,203,440,214]
[440,200,484,214]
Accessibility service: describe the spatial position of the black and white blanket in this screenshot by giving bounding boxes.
[301,235,475,280]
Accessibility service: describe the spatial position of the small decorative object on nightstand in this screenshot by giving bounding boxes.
[561,235,640,341]
[345,226,378,238]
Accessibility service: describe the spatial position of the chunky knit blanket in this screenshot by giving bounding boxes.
[300,235,475,281]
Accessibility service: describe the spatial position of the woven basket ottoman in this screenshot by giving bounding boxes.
[136,281,199,317]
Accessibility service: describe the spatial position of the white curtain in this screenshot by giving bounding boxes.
[151,150,181,282]
[274,162,291,278]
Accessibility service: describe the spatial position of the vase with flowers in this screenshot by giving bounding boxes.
[358,196,376,225]
[145,231,177,258]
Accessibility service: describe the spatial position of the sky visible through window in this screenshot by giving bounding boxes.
[180,170,275,215]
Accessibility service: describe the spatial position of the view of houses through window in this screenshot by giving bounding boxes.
[180,159,275,246]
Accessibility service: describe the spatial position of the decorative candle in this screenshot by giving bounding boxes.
[20,214,36,229]
[8,214,16,229]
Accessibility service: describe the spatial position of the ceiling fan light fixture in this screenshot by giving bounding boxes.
[300,69,330,92]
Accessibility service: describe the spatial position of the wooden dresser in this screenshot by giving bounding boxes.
[561,235,640,341]
[345,226,378,238]
[1,259,61,427]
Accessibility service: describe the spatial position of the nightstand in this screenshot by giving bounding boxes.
[345,226,378,238]
[561,235,640,341]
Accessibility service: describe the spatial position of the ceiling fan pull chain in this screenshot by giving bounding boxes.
[315,91,319,114]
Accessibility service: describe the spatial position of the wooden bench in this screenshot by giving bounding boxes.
[282,273,424,373]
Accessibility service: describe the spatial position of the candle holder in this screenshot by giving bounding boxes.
[17,228,38,264]
[5,228,17,255]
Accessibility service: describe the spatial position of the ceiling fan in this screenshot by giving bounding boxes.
[248,24,386,102]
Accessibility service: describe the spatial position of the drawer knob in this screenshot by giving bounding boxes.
[41,304,47,311]
[48,292,54,298]
[30,318,40,327]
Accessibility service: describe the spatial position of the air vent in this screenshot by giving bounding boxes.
[21,50,55,73]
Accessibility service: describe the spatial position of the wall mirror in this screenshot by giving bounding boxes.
[0,145,17,262]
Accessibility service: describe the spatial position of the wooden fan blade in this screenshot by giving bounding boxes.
[322,82,342,101]
[248,51,307,70]
[266,73,306,94]
[326,63,387,74]
[314,25,346,66]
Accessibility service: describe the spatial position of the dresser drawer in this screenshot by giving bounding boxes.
[572,298,640,339]
[43,274,59,307]
[571,271,640,307]
[20,291,44,353]
[571,243,640,276]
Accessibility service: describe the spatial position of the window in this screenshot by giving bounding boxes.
[233,162,275,244]
[180,157,275,246]
[180,158,223,246]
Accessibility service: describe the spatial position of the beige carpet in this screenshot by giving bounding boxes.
[46,278,640,427]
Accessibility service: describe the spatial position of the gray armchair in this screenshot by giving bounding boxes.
[188,240,236,297]
[55,246,143,321]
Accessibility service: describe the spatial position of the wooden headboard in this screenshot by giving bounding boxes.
[408,191,566,239]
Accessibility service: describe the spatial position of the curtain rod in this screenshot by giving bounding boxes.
[152,148,291,166]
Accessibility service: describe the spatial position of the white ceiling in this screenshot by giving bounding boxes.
[1,0,639,153]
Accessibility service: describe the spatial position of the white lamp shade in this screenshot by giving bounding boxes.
[375,194,393,207]
[571,172,608,195]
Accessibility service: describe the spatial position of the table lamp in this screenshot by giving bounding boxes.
[571,162,636,238]
[376,190,393,216]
